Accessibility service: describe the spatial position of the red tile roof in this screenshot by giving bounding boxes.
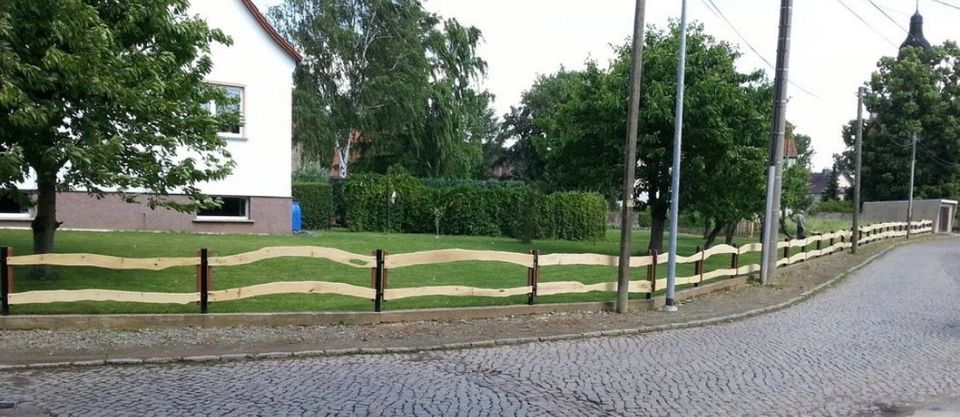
[784,137,799,159]
[240,0,303,62]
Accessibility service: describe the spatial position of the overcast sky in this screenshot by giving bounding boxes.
[251,0,959,170]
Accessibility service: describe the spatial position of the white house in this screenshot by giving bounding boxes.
[0,0,300,234]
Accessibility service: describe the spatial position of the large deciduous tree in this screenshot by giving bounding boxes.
[0,0,237,265]
[837,43,960,202]
[270,0,495,178]
[502,23,773,251]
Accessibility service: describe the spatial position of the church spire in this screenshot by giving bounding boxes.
[900,6,932,51]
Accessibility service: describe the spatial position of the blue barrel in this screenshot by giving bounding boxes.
[291,201,303,233]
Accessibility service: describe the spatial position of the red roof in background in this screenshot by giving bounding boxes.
[240,0,303,62]
[784,137,799,159]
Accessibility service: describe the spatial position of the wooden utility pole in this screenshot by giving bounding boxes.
[616,0,648,314]
[760,0,793,285]
[852,87,865,253]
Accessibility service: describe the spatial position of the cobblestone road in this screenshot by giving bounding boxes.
[2,240,959,417]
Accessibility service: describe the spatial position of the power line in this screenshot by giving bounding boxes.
[865,0,908,32]
[929,0,960,11]
[700,0,826,100]
[835,0,899,47]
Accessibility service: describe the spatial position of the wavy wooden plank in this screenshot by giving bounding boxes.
[701,268,738,282]
[209,281,374,302]
[539,253,619,267]
[385,285,531,301]
[209,247,374,268]
[629,256,655,268]
[738,264,761,275]
[776,257,789,267]
[387,249,533,268]
[738,243,764,255]
[805,249,823,259]
[537,280,652,295]
[701,244,739,259]
[674,275,701,286]
[9,289,198,305]
[787,252,807,265]
[6,253,197,270]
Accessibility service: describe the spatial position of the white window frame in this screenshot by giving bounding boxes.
[195,196,251,222]
[206,82,246,140]
[0,194,32,221]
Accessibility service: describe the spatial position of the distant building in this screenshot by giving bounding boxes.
[809,169,851,202]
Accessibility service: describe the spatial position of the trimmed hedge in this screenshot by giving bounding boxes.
[292,182,333,230]
[343,173,606,241]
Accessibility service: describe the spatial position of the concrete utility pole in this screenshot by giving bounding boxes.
[907,131,918,239]
[616,0,647,314]
[852,87,865,254]
[664,0,690,313]
[760,0,794,285]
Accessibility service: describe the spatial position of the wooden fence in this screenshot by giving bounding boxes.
[0,220,934,315]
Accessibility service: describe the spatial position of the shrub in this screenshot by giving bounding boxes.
[292,161,330,183]
[292,182,333,230]
[547,192,607,240]
[330,177,346,227]
[817,199,853,213]
[342,174,606,240]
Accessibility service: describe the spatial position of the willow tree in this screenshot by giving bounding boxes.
[0,0,237,265]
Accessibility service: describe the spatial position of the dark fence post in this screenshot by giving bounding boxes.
[372,249,385,312]
[646,249,658,300]
[693,246,703,287]
[199,248,209,314]
[782,238,790,264]
[731,244,740,275]
[1,247,9,316]
[829,231,835,253]
[527,250,539,305]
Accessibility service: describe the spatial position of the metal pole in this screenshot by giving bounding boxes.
[664,0,689,313]
[760,0,793,285]
[907,132,917,239]
[616,0,648,314]
[852,87,865,253]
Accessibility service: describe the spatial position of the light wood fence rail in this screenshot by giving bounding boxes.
[0,220,934,314]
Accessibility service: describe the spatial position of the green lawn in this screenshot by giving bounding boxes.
[0,229,768,314]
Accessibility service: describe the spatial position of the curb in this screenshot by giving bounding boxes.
[0,237,943,372]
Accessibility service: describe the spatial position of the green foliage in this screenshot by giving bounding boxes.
[817,199,853,213]
[419,178,526,189]
[502,22,773,250]
[292,182,333,229]
[330,178,347,226]
[270,0,496,178]
[782,164,814,213]
[0,0,237,254]
[292,161,330,183]
[835,43,960,202]
[344,174,605,240]
[822,168,842,202]
[546,192,607,241]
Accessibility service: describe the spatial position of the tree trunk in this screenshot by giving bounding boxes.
[724,221,737,245]
[702,221,710,239]
[647,201,668,253]
[703,221,723,248]
[31,171,59,278]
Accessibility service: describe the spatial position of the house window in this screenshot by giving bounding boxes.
[0,194,30,220]
[197,197,249,220]
[207,84,244,137]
